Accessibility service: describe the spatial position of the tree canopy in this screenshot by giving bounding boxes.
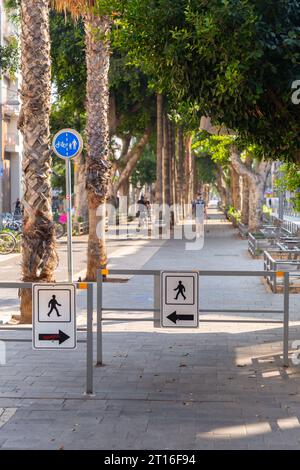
[116,0,300,161]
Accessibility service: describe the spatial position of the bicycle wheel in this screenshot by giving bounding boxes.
[54,223,64,239]
[0,232,16,254]
[15,232,22,252]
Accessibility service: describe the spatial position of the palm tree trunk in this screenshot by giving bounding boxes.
[19,0,57,323]
[85,14,111,281]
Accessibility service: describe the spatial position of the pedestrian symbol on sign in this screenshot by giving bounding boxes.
[161,272,199,328]
[47,295,62,318]
[174,281,186,300]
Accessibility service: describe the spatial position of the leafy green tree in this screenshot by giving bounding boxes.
[0,39,19,77]
[130,143,156,188]
[277,163,300,212]
[116,0,300,161]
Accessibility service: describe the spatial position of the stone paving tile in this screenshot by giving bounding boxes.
[0,210,300,449]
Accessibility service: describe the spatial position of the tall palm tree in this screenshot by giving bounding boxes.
[54,0,112,280]
[19,0,57,323]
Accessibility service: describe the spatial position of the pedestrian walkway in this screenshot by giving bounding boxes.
[0,208,300,449]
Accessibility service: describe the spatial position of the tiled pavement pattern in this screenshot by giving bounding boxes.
[0,209,300,449]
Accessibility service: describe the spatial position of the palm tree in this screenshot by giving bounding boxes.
[18,0,57,323]
[54,0,112,280]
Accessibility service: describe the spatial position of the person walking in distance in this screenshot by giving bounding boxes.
[47,295,62,317]
[174,281,186,300]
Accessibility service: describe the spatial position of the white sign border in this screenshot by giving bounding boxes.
[32,283,77,351]
[160,270,199,328]
[52,128,83,160]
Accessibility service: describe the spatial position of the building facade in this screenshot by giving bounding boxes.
[0,1,22,215]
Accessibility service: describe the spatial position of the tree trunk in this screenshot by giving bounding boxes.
[19,0,57,323]
[216,167,225,209]
[193,155,198,200]
[184,133,193,217]
[156,94,163,205]
[248,180,265,232]
[163,111,171,207]
[230,146,271,231]
[231,165,241,210]
[116,129,150,193]
[203,184,210,208]
[241,176,249,225]
[169,122,176,224]
[74,153,88,222]
[85,15,111,281]
[177,126,185,219]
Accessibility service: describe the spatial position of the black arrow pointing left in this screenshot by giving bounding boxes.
[167,311,195,324]
[39,330,70,345]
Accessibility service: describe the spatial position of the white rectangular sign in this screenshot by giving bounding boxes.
[161,271,199,328]
[33,283,76,350]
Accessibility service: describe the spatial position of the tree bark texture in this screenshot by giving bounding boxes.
[230,146,271,231]
[156,94,164,205]
[85,14,111,280]
[19,0,57,323]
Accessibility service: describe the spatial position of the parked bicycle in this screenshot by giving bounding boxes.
[0,213,22,253]
[0,231,17,254]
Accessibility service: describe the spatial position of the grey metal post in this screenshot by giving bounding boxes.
[86,283,94,394]
[66,159,73,282]
[96,269,103,366]
[153,273,161,328]
[273,261,277,293]
[283,272,290,367]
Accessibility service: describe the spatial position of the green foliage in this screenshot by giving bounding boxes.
[49,11,156,194]
[50,11,86,128]
[0,38,19,77]
[116,0,300,161]
[0,0,20,77]
[276,163,300,211]
[227,206,241,224]
[130,144,156,188]
[195,153,216,185]
[109,54,156,136]
[4,0,20,24]
[50,11,156,137]
[262,204,272,216]
[192,132,234,166]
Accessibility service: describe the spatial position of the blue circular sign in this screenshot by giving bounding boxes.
[52,129,83,160]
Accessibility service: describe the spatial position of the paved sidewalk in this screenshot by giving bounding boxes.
[0,209,300,449]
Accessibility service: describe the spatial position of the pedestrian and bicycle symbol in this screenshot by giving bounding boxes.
[161,271,199,328]
[52,128,83,160]
[32,284,76,350]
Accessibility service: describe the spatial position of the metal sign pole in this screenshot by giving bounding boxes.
[283,272,290,367]
[96,269,103,366]
[52,129,83,283]
[66,159,73,282]
[86,283,94,395]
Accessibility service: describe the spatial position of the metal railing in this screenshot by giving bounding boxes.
[264,251,300,293]
[0,282,95,395]
[248,233,277,258]
[96,269,291,375]
[0,269,292,396]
